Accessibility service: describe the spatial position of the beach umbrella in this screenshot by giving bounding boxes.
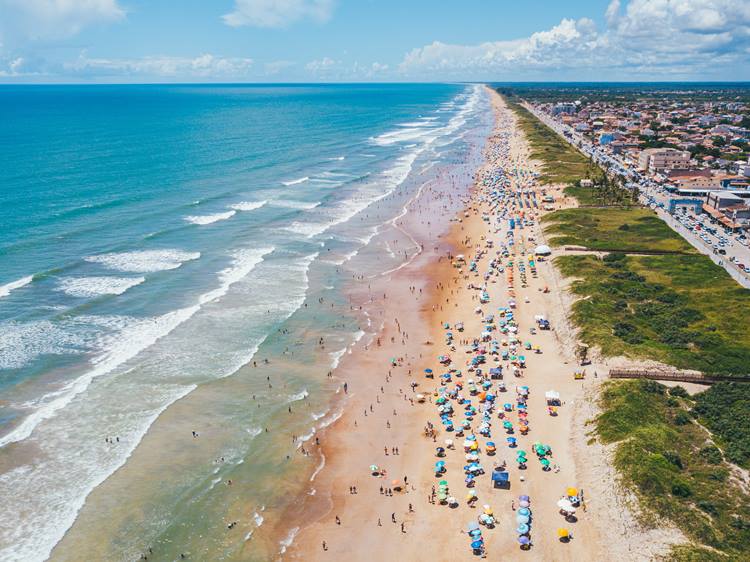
[557,528,569,539]
[439,480,448,486]
[519,495,530,502]
[516,524,530,534]
[540,458,551,468]
[471,540,484,549]
[518,536,531,546]
[466,521,480,532]
[557,499,576,513]
[516,514,530,524]
[518,507,530,517]
[567,487,578,497]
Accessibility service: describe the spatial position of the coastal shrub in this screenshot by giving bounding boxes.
[613,299,627,311]
[674,412,692,426]
[669,386,690,399]
[663,451,684,469]
[697,501,719,517]
[671,480,692,497]
[699,446,723,465]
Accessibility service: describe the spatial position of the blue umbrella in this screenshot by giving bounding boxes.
[516,524,530,534]
[516,514,529,524]
[518,536,531,545]
[518,507,530,516]
[471,540,484,549]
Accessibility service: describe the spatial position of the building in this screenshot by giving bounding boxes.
[707,191,744,210]
[675,176,721,190]
[638,148,692,172]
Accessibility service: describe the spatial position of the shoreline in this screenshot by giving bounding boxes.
[282,87,681,561]
[283,88,603,560]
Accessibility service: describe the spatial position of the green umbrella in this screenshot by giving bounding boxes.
[439,480,448,486]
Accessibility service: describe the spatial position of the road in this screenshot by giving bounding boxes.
[522,102,750,289]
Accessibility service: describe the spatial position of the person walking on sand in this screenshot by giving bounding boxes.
[391,513,396,523]
[322,541,327,551]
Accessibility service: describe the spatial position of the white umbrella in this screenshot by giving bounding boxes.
[557,498,576,513]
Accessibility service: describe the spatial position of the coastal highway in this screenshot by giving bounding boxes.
[522,102,750,289]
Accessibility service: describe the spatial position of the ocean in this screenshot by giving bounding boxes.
[0,83,492,560]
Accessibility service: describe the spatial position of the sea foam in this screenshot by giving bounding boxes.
[0,275,33,299]
[230,200,267,212]
[56,276,145,298]
[85,249,200,273]
[184,210,236,225]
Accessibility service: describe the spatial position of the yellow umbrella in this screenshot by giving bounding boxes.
[566,487,578,497]
[558,528,569,538]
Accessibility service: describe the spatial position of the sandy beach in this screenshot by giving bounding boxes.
[279,88,618,561]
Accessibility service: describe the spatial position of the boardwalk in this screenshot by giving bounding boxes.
[608,368,750,385]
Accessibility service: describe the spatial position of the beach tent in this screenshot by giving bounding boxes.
[534,244,552,256]
[545,390,561,405]
[491,470,509,489]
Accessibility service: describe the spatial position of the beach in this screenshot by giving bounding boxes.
[285,87,664,560]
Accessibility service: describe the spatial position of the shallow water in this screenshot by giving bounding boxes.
[0,83,492,561]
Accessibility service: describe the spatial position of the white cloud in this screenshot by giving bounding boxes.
[64,53,254,78]
[305,56,337,73]
[223,0,334,28]
[0,56,25,76]
[1,0,125,38]
[400,0,750,79]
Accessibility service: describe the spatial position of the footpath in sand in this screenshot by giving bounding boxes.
[286,89,624,561]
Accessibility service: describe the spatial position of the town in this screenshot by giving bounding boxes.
[502,85,750,285]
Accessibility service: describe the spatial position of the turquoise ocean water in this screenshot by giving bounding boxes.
[0,83,491,560]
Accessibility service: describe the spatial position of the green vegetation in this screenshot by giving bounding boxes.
[596,379,750,561]
[544,208,695,253]
[504,98,594,185]
[556,252,750,374]
[693,383,750,467]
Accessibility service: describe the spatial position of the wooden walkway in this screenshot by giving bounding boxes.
[608,368,750,385]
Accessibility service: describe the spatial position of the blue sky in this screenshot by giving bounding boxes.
[1,0,748,82]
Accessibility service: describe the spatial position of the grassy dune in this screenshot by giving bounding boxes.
[504,98,593,185]
[544,208,696,253]
[596,379,750,561]
[557,252,750,374]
